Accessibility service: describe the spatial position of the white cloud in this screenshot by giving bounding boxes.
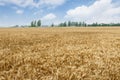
[41,13,57,25]
[16,10,24,14]
[65,0,120,23]
[0,0,66,8]
[42,13,56,20]
[0,0,35,7]
[40,0,66,7]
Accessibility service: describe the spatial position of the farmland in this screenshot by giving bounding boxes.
[0,27,120,80]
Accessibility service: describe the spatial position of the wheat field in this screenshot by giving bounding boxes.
[0,27,120,80]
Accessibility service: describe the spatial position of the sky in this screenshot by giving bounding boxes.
[0,0,120,27]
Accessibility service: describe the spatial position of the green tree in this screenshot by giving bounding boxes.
[51,23,54,27]
[68,21,71,26]
[79,22,82,27]
[75,22,79,27]
[31,21,34,27]
[63,22,67,27]
[37,20,41,27]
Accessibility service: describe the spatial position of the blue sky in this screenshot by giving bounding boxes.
[0,0,120,27]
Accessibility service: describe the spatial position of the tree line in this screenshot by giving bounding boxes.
[88,23,120,26]
[30,20,120,27]
[56,21,120,27]
[57,21,87,27]
[30,20,41,27]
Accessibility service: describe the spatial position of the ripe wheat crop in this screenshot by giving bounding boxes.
[0,27,120,80]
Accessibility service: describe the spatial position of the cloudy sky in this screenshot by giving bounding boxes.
[0,0,120,26]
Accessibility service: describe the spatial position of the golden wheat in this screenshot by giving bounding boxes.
[0,27,120,80]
